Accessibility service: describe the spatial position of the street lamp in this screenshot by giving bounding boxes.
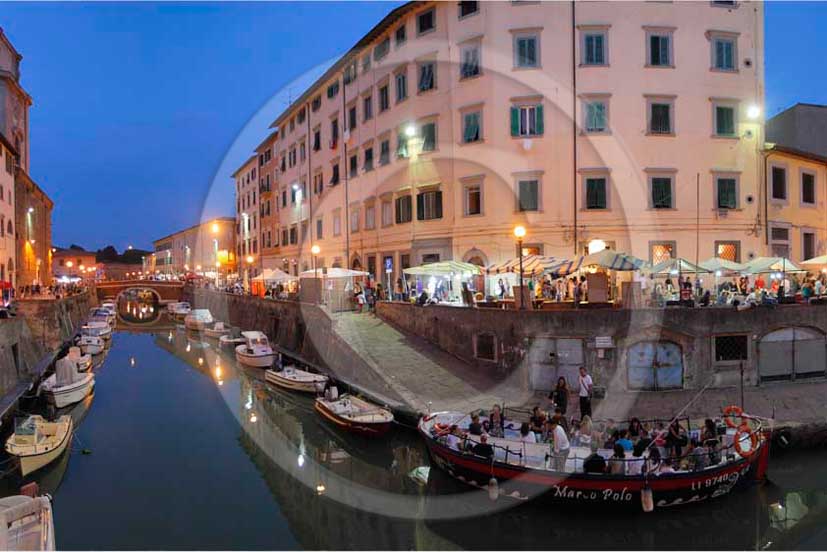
[514,225,527,310]
[245,255,254,293]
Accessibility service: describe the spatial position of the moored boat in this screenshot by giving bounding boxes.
[167,302,191,317]
[235,331,276,368]
[89,307,115,327]
[77,335,104,356]
[219,335,245,348]
[419,408,770,510]
[81,321,111,341]
[184,309,214,331]
[0,493,56,550]
[314,391,394,437]
[204,321,230,339]
[265,365,328,393]
[39,358,95,408]
[65,346,92,372]
[5,415,73,477]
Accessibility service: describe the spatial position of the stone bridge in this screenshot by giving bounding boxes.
[95,280,184,303]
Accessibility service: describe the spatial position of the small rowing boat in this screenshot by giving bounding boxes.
[315,392,394,437]
[204,321,230,339]
[265,365,328,393]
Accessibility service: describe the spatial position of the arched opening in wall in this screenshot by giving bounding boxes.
[758,327,826,382]
[351,256,362,271]
[626,341,683,391]
[116,287,162,324]
[463,249,488,297]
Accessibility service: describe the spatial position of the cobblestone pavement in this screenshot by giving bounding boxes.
[332,311,532,414]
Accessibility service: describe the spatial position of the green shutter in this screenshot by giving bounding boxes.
[416,193,425,221]
[510,107,520,137]
[535,104,544,135]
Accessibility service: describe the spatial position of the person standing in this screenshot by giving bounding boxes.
[547,418,570,472]
[578,367,593,418]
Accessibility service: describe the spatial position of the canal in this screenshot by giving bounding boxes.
[4,322,827,549]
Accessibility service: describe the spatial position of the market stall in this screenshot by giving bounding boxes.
[403,261,483,305]
[298,267,369,311]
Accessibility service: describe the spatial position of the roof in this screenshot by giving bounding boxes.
[765,144,827,165]
[254,130,279,153]
[231,154,258,178]
[151,216,236,246]
[268,1,421,130]
[0,28,22,62]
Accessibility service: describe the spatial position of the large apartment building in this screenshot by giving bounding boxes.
[233,155,261,278]
[150,217,236,279]
[236,1,767,285]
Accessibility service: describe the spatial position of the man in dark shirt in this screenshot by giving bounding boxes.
[583,452,607,474]
[468,413,483,436]
[471,434,494,459]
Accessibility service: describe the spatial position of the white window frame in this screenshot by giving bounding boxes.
[711,99,739,138]
[461,176,484,217]
[580,27,609,66]
[381,199,393,227]
[517,104,539,137]
[581,94,610,134]
[708,31,739,72]
[333,210,342,237]
[712,171,740,210]
[512,30,541,69]
[364,203,376,230]
[645,27,675,68]
[350,207,360,233]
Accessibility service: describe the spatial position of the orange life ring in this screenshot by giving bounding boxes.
[733,424,759,459]
[434,423,451,436]
[723,405,744,428]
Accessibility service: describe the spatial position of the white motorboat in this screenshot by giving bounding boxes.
[88,307,115,327]
[81,321,111,341]
[77,335,104,356]
[100,301,117,315]
[5,415,73,477]
[184,309,214,331]
[65,347,92,372]
[265,365,328,393]
[235,331,275,368]
[0,494,56,550]
[39,358,95,409]
[219,335,245,348]
[204,321,230,339]
[167,302,191,316]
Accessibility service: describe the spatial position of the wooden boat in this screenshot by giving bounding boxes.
[0,494,56,550]
[5,415,73,477]
[235,331,275,368]
[77,335,104,356]
[419,409,770,510]
[204,321,230,339]
[39,358,95,409]
[315,392,394,437]
[184,309,214,331]
[265,365,328,393]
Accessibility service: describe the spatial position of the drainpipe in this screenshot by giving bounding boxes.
[764,150,770,247]
[571,0,578,255]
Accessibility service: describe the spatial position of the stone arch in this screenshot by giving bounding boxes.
[462,248,489,267]
[757,325,826,382]
[351,255,362,270]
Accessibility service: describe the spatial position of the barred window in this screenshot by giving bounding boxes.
[715,335,748,362]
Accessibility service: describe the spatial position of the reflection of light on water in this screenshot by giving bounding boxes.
[215,366,222,379]
[168,332,173,342]
[769,493,809,532]
[198,357,204,366]
[129,356,136,367]
[249,412,257,423]
[315,483,326,495]
[186,343,191,353]
[297,453,305,468]
[244,391,253,410]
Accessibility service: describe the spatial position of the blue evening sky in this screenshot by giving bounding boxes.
[0,1,822,251]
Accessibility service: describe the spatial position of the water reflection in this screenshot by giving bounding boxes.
[117,288,160,324]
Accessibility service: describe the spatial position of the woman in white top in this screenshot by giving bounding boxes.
[519,422,537,443]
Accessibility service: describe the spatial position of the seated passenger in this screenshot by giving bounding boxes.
[519,422,536,444]
[484,404,505,438]
[648,447,674,474]
[468,413,483,436]
[529,406,547,435]
[575,415,593,448]
[684,439,708,472]
[628,417,643,439]
[471,434,494,459]
[583,452,606,474]
[445,425,463,451]
[616,430,634,452]
[627,441,647,476]
[607,444,626,475]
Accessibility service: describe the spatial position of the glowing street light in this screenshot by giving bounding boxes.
[513,226,527,310]
[404,124,416,137]
[747,104,761,120]
[66,261,74,268]
[211,222,219,233]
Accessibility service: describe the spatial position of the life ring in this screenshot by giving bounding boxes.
[433,423,451,436]
[733,424,759,459]
[723,405,744,428]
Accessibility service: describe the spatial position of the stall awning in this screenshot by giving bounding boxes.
[299,267,369,279]
[252,268,296,282]
[741,257,804,274]
[551,250,647,276]
[485,255,562,278]
[699,257,746,274]
[646,258,711,276]
[801,255,827,266]
[403,261,482,277]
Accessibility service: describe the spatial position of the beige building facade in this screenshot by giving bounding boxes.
[233,155,261,279]
[150,217,237,279]
[238,1,768,285]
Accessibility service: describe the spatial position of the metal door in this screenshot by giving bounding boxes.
[627,341,684,391]
[527,338,583,391]
[759,327,826,382]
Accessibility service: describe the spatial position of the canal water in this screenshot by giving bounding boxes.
[3,317,827,549]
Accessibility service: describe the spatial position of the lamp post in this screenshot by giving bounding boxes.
[215,261,221,288]
[514,225,527,310]
[245,255,254,294]
[311,244,321,304]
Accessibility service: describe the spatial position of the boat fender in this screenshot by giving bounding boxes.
[488,477,499,501]
[723,405,744,428]
[733,424,759,459]
[641,486,654,513]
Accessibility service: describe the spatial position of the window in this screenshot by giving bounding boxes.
[712,36,736,71]
[316,218,323,240]
[313,129,321,152]
[364,147,374,171]
[348,106,357,131]
[330,163,340,185]
[379,139,390,165]
[313,172,324,195]
[395,25,406,46]
[417,9,435,35]
[584,99,607,133]
[365,204,376,230]
[647,31,672,67]
[510,104,544,137]
[583,32,606,65]
[421,122,436,151]
[382,200,393,226]
[518,179,539,211]
[460,44,480,79]
[716,176,738,209]
[418,61,435,92]
[378,85,389,112]
[349,154,358,177]
[417,190,443,220]
[374,38,390,61]
[650,176,673,209]
[333,211,342,236]
[299,142,306,163]
[514,33,539,68]
[290,226,298,245]
[395,195,413,223]
[362,55,371,74]
[803,231,817,261]
[327,81,340,99]
[462,111,481,143]
[330,119,339,146]
[650,242,675,264]
[585,177,607,209]
[459,1,479,18]
[362,95,373,122]
[395,71,408,102]
[770,225,790,258]
[289,118,295,132]
[714,104,736,137]
[715,241,740,262]
[397,129,409,158]
[281,229,288,247]
[648,100,673,135]
[802,171,816,205]
[715,335,748,362]
[464,183,482,216]
[475,334,496,361]
[343,61,357,85]
[297,108,306,124]
[350,209,360,233]
[772,166,787,201]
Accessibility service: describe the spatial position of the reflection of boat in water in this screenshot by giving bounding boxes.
[184,309,213,331]
[204,322,230,339]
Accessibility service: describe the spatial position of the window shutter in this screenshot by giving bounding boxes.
[535,104,544,135]
[510,107,520,136]
[416,193,425,221]
[435,191,443,219]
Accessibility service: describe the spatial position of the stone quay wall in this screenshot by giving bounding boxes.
[15,293,95,352]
